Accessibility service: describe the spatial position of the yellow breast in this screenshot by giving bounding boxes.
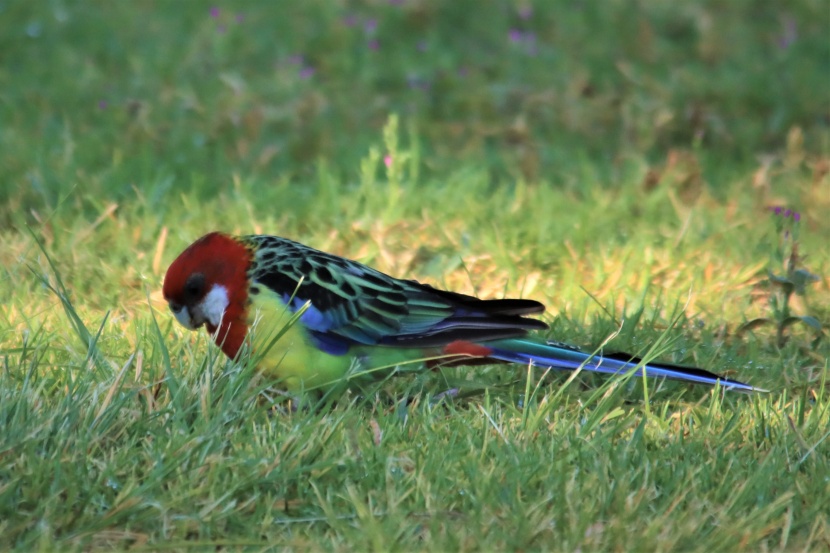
[244,289,353,393]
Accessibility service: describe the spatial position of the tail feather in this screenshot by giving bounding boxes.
[485,338,763,392]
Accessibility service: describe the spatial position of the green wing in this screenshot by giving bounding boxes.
[243,235,547,351]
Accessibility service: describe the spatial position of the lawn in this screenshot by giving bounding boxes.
[1,1,828,551]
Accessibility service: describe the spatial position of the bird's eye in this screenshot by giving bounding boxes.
[168,301,183,314]
[184,273,206,300]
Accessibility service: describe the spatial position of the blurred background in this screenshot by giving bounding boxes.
[3,2,827,202]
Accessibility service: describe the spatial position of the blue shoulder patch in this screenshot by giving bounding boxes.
[283,294,334,332]
[308,330,351,355]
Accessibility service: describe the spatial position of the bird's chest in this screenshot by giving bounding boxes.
[244,292,351,391]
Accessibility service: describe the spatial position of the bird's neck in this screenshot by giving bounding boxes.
[206,311,248,360]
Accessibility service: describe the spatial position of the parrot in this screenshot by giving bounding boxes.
[162,232,761,396]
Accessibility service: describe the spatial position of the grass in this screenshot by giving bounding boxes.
[1,1,829,551]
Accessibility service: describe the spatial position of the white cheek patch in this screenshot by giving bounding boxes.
[200,285,230,327]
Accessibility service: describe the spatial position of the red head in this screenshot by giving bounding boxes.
[162,232,254,358]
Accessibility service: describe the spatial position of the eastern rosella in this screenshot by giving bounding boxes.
[162,232,760,395]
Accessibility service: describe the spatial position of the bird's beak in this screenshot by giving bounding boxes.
[168,302,204,330]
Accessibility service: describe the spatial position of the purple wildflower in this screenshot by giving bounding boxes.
[288,54,304,65]
[793,212,801,222]
[368,39,379,50]
[509,29,523,43]
[343,14,358,27]
[98,100,107,110]
[773,206,783,215]
[299,66,315,79]
[518,6,533,20]
[210,7,220,18]
[364,18,378,34]
[384,155,393,168]
[777,16,797,49]
[235,13,244,23]
[784,209,792,218]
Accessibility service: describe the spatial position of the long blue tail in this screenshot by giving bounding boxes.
[485,338,762,392]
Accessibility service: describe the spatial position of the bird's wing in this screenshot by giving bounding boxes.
[244,235,547,351]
